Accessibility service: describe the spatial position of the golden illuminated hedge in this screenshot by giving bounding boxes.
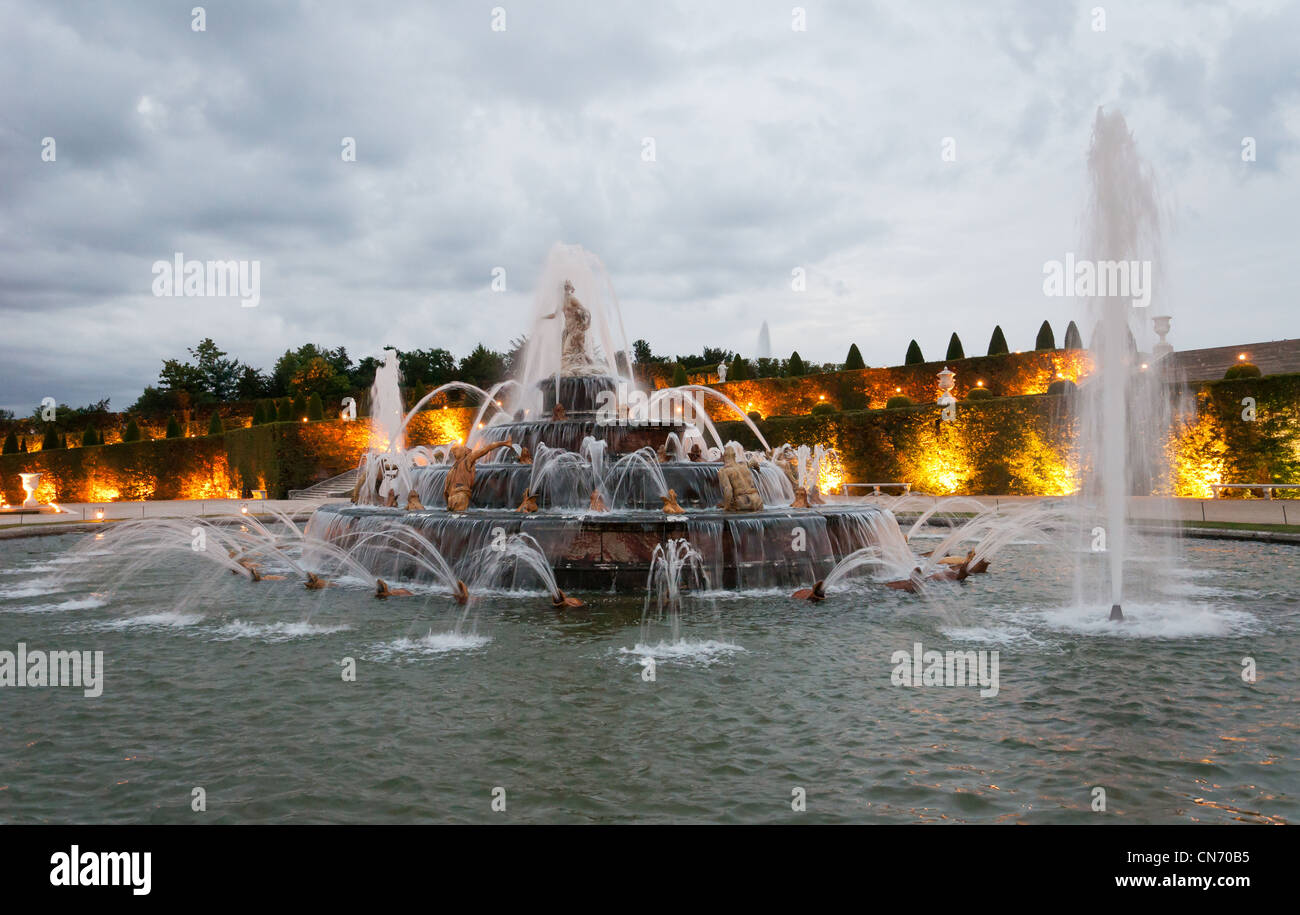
[692,350,1090,421]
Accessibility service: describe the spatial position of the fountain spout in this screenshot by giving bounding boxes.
[1109,603,1124,622]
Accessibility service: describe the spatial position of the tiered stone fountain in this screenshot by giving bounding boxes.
[306,245,907,593]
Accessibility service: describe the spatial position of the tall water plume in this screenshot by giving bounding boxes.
[1074,108,1175,617]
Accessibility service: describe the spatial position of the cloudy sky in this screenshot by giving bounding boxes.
[2,0,1297,413]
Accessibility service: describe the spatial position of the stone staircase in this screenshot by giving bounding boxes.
[287,469,358,500]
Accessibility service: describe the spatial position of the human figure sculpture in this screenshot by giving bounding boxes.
[304,572,331,590]
[452,580,470,605]
[589,489,608,512]
[719,448,763,512]
[656,443,669,463]
[540,279,604,376]
[517,445,533,464]
[792,580,827,601]
[792,486,810,508]
[349,458,365,503]
[552,589,584,609]
[552,403,566,421]
[518,489,539,513]
[374,578,413,599]
[717,361,728,383]
[444,438,513,512]
[405,490,424,511]
[661,489,686,514]
[688,443,703,463]
[384,489,398,507]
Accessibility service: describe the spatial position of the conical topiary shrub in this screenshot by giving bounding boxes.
[165,415,182,438]
[844,343,865,371]
[2,431,17,454]
[81,426,98,447]
[42,427,61,450]
[987,325,1009,356]
[1063,320,1083,350]
[252,401,266,425]
[729,355,750,381]
[207,412,224,435]
[291,393,307,420]
[277,399,294,423]
[1035,320,1056,350]
[787,352,806,376]
[123,418,142,442]
[904,340,924,365]
[671,363,688,387]
[307,392,324,421]
[945,333,965,361]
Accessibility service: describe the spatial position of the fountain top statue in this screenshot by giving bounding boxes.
[541,279,605,376]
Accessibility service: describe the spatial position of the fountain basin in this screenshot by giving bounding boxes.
[306,502,902,591]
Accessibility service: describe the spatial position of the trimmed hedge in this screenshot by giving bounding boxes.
[1224,362,1262,380]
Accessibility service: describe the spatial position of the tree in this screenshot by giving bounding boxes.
[945,333,965,361]
[273,344,353,397]
[207,412,224,435]
[3,431,19,454]
[1035,320,1056,350]
[165,415,182,438]
[291,393,307,420]
[235,364,272,401]
[123,418,142,442]
[252,401,266,425]
[458,344,507,390]
[349,356,383,392]
[398,347,457,389]
[505,336,530,377]
[82,426,99,447]
[904,340,924,365]
[786,351,806,376]
[1063,320,1083,350]
[276,399,293,423]
[129,385,179,415]
[987,326,1009,356]
[632,339,656,363]
[289,355,348,399]
[188,338,242,401]
[844,343,865,371]
[41,427,61,450]
[671,363,688,386]
[307,392,324,421]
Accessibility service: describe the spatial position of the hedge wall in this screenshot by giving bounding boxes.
[720,393,1077,495]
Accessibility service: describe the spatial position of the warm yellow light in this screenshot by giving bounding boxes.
[95,509,104,520]
[240,505,249,514]
[818,394,825,401]
[1238,353,1247,361]
[895,387,902,393]
[301,417,308,423]
[1140,363,1149,370]
[976,380,984,387]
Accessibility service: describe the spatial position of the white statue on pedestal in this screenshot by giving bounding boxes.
[541,280,604,376]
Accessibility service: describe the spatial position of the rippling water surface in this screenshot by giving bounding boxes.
[0,530,1295,823]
